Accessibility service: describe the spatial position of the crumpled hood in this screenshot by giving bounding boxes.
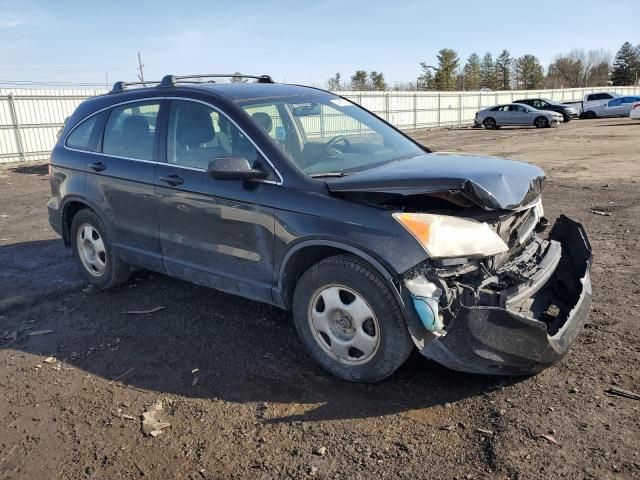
[325,153,546,210]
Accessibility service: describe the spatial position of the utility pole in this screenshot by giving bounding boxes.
[137,52,145,83]
[105,72,109,89]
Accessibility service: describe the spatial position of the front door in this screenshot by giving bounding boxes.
[155,99,277,303]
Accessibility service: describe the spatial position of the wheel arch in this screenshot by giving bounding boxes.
[60,196,103,246]
[276,240,399,311]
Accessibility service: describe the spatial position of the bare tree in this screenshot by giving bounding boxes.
[546,49,610,88]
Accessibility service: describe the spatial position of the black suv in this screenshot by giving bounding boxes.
[514,98,579,122]
[48,74,592,382]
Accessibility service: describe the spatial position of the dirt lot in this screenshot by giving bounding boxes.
[1,118,639,480]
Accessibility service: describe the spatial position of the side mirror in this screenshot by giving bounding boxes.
[207,157,269,181]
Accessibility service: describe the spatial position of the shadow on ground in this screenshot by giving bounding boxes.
[1,240,521,423]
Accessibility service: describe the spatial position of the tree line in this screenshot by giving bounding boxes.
[327,41,640,91]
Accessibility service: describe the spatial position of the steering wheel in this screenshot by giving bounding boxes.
[322,135,351,157]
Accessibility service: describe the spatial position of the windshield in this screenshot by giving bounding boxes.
[239,95,425,176]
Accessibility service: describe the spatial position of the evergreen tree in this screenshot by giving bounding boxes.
[611,42,640,86]
[327,72,341,90]
[480,52,497,89]
[417,63,435,90]
[495,49,513,89]
[515,55,544,89]
[369,71,387,90]
[463,53,482,90]
[350,70,369,90]
[433,48,459,90]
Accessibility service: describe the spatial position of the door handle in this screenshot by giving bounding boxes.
[158,174,184,186]
[88,161,106,172]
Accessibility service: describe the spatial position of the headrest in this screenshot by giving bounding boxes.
[251,112,273,134]
[122,115,149,141]
[177,107,215,146]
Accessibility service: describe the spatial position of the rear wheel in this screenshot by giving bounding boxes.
[70,209,131,289]
[292,255,413,383]
[535,116,549,128]
[483,117,497,130]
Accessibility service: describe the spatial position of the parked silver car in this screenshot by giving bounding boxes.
[582,96,640,119]
[475,103,563,129]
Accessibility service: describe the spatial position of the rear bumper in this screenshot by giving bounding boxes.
[47,197,63,237]
[420,215,592,375]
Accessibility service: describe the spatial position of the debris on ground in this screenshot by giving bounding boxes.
[313,446,327,456]
[113,408,136,420]
[141,401,171,437]
[27,329,53,336]
[539,434,558,445]
[43,356,55,363]
[124,306,165,315]
[605,386,640,401]
[590,210,611,216]
[476,428,494,436]
[108,367,135,385]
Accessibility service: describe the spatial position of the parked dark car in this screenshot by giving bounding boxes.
[514,98,579,122]
[48,74,593,382]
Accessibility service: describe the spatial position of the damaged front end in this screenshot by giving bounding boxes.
[402,214,592,375]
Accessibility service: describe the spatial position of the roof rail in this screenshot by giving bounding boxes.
[110,80,162,94]
[159,74,274,87]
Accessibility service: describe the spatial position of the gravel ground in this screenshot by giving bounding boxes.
[1,118,639,480]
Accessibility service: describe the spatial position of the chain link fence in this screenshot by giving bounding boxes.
[1,85,639,164]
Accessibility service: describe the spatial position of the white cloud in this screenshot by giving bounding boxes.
[0,18,21,29]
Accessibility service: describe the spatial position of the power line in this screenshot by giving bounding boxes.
[0,80,108,87]
[0,67,132,72]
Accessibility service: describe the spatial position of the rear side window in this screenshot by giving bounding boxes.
[66,111,107,152]
[103,102,161,160]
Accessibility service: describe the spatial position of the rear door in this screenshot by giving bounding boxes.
[154,99,278,303]
[492,105,510,125]
[84,99,165,271]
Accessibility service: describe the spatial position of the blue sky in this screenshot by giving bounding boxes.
[1,0,638,88]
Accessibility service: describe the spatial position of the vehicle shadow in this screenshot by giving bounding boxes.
[8,163,49,175]
[1,240,523,423]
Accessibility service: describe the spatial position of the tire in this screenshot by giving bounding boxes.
[563,114,571,123]
[483,117,497,130]
[70,209,131,289]
[534,116,549,128]
[583,110,596,120]
[292,255,413,383]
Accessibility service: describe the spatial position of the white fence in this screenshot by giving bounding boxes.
[1,85,639,164]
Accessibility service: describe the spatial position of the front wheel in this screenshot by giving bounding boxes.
[483,117,497,130]
[535,116,549,128]
[292,255,413,383]
[70,209,131,289]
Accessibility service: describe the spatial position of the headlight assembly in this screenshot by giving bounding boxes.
[393,212,508,259]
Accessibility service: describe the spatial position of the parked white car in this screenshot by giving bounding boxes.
[629,101,640,120]
[475,103,563,129]
[582,92,620,111]
[583,96,640,119]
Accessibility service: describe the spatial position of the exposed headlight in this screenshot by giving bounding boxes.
[393,213,509,259]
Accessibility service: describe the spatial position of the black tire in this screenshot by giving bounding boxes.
[563,114,571,123]
[483,117,497,130]
[70,209,131,289]
[534,116,549,128]
[292,255,413,383]
[583,110,596,120]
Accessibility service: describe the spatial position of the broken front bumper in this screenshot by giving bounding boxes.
[416,215,592,375]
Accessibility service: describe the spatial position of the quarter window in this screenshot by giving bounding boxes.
[103,102,160,161]
[66,112,107,152]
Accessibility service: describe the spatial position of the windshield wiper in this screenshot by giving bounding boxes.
[309,172,350,178]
